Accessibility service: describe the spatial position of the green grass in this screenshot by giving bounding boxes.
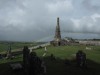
[0,54,23,64]
[36,45,100,62]
[0,42,38,53]
[0,45,100,75]
[35,45,100,75]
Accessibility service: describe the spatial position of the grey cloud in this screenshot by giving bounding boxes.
[82,0,100,12]
[0,0,100,41]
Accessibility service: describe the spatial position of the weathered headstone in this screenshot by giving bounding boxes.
[0,54,2,59]
[23,46,30,75]
[41,61,46,75]
[29,52,46,75]
[6,44,12,59]
[76,50,87,68]
[23,46,46,75]
[50,54,56,60]
[29,52,37,75]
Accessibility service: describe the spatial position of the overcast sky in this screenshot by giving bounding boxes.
[0,0,100,42]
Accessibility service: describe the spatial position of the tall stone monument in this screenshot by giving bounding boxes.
[51,17,62,46]
[50,17,73,46]
[54,17,61,41]
[54,17,62,46]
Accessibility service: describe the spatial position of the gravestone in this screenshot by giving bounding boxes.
[29,52,46,75]
[6,44,12,59]
[0,54,2,59]
[23,46,30,75]
[50,54,56,60]
[23,46,46,75]
[29,52,37,75]
[76,50,87,68]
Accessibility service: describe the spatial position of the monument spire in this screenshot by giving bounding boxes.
[50,17,68,46]
[55,17,61,41]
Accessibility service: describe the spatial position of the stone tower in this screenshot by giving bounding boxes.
[50,17,68,46]
[54,17,62,46]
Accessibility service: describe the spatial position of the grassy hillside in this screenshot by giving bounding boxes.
[36,45,100,63]
[35,45,100,75]
[0,45,100,75]
[0,41,38,53]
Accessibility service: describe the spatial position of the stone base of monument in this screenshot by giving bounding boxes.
[10,63,23,70]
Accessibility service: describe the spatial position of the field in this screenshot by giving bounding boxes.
[0,45,100,75]
[0,41,44,53]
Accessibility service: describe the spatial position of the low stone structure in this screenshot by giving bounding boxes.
[79,40,100,46]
